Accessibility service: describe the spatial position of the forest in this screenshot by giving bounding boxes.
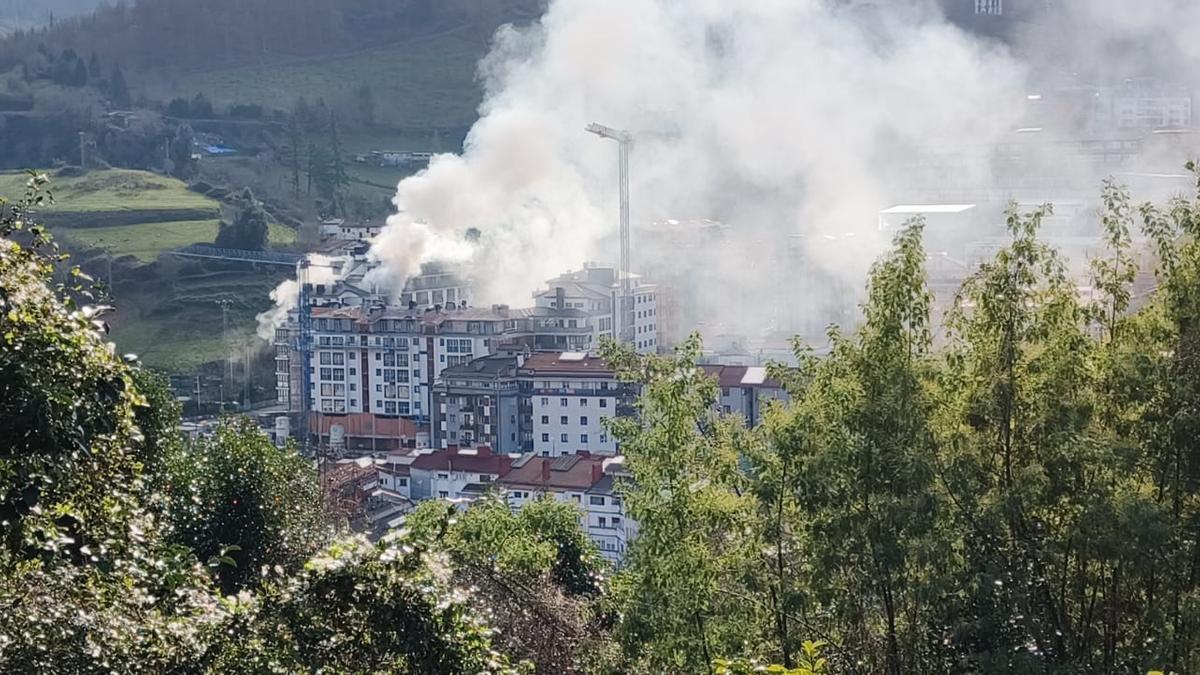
[3,166,1200,674]
[0,0,543,73]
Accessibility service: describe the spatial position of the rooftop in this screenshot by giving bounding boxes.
[310,412,421,438]
[518,351,615,376]
[439,352,521,379]
[700,364,783,389]
[880,204,977,215]
[500,452,607,491]
[410,446,514,476]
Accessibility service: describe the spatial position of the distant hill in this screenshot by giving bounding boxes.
[0,0,107,34]
[0,0,543,73]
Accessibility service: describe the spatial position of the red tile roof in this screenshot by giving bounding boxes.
[410,447,513,476]
[499,453,606,491]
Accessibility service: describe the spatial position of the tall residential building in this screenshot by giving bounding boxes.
[431,351,526,454]
[516,351,636,457]
[534,263,658,355]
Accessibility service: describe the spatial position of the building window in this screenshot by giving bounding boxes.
[540,397,549,406]
[560,416,569,425]
[438,491,449,499]
[541,415,549,424]
[599,398,608,408]
[560,433,569,443]
[541,433,550,442]
[598,517,607,528]
[581,434,589,444]
[437,472,449,480]
[560,398,568,407]
[589,495,604,506]
[612,517,622,527]
[580,398,587,406]
[580,416,588,426]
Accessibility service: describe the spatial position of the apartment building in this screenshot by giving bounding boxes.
[534,263,658,354]
[516,351,635,456]
[431,351,525,454]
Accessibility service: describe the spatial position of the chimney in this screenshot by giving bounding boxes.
[541,458,551,481]
[591,462,602,485]
[555,286,566,310]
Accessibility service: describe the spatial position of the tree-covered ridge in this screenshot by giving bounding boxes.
[5,166,1200,673]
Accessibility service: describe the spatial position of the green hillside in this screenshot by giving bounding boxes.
[154,27,487,129]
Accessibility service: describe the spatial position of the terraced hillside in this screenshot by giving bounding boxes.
[0,168,297,374]
[0,169,294,261]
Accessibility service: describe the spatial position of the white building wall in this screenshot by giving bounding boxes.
[632,284,658,354]
[530,388,617,456]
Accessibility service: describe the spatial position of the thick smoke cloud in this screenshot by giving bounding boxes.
[372,0,1027,337]
[255,255,338,341]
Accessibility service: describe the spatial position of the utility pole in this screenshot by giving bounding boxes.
[585,122,634,345]
[217,299,232,408]
[78,131,87,168]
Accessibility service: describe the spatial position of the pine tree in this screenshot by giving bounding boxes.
[109,65,130,108]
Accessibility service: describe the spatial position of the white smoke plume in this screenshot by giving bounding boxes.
[256,255,339,341]
[372,0,1027,338]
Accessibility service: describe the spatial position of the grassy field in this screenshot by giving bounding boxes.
[158,27,486,129]
[60,219,297,262]
[0,169,217,213]
[109,270,288,373]
[0,168,300,373]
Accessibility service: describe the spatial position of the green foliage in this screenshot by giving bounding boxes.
[603,335,761,672]
[164,417,327,594]
[715,640,828,675]
[406,495,611,672]
[0,177,523,673]
[0,172,147,565]
[214,188,269,250]
[209,532,522,674]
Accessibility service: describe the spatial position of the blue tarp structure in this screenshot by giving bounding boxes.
[204,145,236,155]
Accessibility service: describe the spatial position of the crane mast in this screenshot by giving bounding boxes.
[586,122,634,346]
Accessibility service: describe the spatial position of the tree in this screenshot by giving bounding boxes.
[0,172,150,564]
[163,417,327,594]
[165,97,189,118]
[406,496,610,672]
[108,64,130,108]
[285,113,304,199]
[355,82,376,127]
[190,92,213,119]
[0,180,521,672]
[87,51,101,79]
[214,188,270,250]
[167,122,197,179]
[603,335,762,672]
[325,111,350,215]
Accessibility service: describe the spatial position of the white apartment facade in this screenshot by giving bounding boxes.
[517,352,632,457]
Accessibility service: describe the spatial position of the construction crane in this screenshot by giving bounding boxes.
[585,122,634,346]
